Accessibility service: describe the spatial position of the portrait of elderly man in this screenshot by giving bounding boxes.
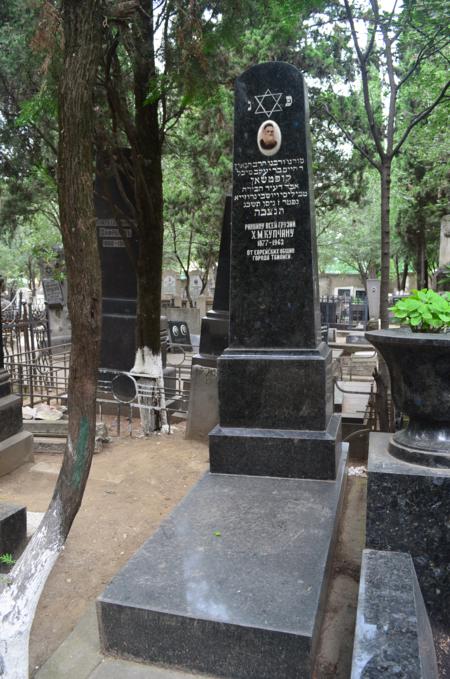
[257,120,281,156]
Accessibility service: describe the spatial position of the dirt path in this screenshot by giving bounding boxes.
[0,423,367,678]
[0,422,210,676]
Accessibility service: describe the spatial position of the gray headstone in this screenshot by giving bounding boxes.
[439,214,450,267]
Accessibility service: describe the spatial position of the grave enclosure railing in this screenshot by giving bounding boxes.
[5,320,388,437]
[2,296,51,363]
[4,333,194,435]
[5,342,71,409]
[320,295,369,330]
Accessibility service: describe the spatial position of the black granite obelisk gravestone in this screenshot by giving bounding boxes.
[210,62,341,479]
[97,65,348,679]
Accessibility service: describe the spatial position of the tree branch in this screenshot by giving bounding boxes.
[323,104,381,171]
[393,80,450,157]
[343,0,385,159]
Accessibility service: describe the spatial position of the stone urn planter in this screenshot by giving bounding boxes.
[365,329,450,467]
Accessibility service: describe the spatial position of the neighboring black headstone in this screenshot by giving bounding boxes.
[209,62,341,479]
[193,196,231,367]
[168,320,193,351]
[95,151,139,372]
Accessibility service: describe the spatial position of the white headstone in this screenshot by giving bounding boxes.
[439,215,450,267]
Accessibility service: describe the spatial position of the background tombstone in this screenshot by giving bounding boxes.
[194,195,231,367]
[209,62,341,479]
[0,276,33,476]
[436,214,450,291]
[366,278,380,321]
[95,151,139,373]
[40,248,71,346]
[186,196,231,440]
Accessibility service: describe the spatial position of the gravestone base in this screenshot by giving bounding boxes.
[185,365,219,442]
[0,502,27,557]
[98,445,347,679]
[0,430,34,477]
[217,345,333,431]
[194,310,230,364]
[366,433,450,634]
[0,394,23,443]
[210,414,341,480]
[351,549,438,678]
[0,375,34,476]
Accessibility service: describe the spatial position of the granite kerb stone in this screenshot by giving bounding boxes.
[351,549,438,679]
[366,432,450,634]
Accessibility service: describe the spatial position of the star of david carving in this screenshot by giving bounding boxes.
[254,89,283,117]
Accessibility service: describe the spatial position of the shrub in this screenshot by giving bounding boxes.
[389,289,450,332]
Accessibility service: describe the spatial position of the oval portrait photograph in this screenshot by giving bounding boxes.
[257,120,281,156]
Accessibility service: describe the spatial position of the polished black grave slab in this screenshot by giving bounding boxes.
[98,446,347,679]
[351,549,438,678]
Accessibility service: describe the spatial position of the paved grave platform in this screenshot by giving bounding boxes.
[98,446,347,679]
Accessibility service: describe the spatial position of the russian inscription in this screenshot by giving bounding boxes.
[96,218,134,249]
[234,158,308,262]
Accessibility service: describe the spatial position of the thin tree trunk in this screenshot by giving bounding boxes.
[376,162,392,431]
[130,3,168,432]
[401,259,409,291]
[379,162,391,329]
[0,2,102,676]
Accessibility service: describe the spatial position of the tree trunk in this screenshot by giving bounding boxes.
[377,161,392,431]
[0,2,102,676]
[379,162,391,329]
[130,3,168,432]
[401,259,409,291]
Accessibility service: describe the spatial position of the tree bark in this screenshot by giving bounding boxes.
[128,3,168,432]
[376,161,392,431]
[379,161,391,329]
[0,2,103,676]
